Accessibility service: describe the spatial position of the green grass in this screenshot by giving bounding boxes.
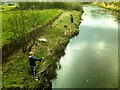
[2,10,83,89]
[2,9,62,46]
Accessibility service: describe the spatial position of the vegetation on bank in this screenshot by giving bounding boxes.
[2,9,83,89]
[92,2,120,12]
[18,2,83,11]
[1,2,83,12]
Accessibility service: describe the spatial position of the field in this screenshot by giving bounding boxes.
[2,9,62,46]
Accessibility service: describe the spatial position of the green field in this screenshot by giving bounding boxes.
[2,9,62,46]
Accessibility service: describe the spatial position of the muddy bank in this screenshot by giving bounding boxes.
[2,12,62,63]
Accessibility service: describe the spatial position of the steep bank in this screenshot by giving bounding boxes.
[2,9,83,89]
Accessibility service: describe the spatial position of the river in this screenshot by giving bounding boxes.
[52,5,118,88]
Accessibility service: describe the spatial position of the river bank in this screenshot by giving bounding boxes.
[2,9,83,89]
[92,2,120,20]
[93,2,120,12]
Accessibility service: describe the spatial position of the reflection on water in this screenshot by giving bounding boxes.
[97,41,105,50]
[52,5,118,88]
[82,6,118,29]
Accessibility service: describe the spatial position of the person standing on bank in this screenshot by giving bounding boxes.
[70,14,74,23]
[29,51,44,81]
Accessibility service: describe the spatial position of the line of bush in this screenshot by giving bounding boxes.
[18,2,83,11]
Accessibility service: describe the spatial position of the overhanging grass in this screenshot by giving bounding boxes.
[2,10,83,89]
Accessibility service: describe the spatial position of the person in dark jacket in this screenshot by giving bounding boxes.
[70,14,74,23]
[29,51,44,81]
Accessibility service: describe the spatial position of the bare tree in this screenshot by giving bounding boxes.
[7,7,41,53]
[19,9,28,52]
[8,9,28,53]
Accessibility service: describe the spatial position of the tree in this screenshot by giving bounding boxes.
[8,9,28,53]
[7,7,42,53]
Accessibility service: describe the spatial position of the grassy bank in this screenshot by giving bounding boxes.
[2,9,83,89]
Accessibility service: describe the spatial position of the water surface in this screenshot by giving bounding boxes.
[52,5,118,88]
